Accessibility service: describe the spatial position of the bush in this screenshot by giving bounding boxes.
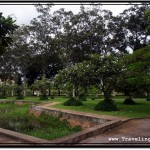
[51,96,54,99]
[39,95,48,100]
[78,94,87,101]
[91,96,96,100]
[94,99,117,111]
[63,97,83,106]
[72,125,82,132]
[26,89,32,96]
[16,96,24,100]
[123,98,136,105]
[146,97,150,101]
[0,95,7,99]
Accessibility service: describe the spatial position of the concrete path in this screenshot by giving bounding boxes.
[0,135,24,143]
[79,118,150,145]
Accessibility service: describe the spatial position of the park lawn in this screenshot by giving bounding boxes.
[52,98,150,118]
[1,96,69,101]
[1,96,150,118]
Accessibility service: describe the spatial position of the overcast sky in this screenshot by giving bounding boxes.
[0,3,134,25]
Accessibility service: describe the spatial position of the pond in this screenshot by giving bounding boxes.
[0,102,81,140]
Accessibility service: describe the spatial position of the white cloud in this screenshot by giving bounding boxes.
[0,4,38,25]
[0,3,132,25]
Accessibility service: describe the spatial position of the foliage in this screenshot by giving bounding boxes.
[94,99,117,111]
[13,84,24,99]
[91,96,96,100]
[39,96,48,100]
[63,97,83,106]
[32,77,50,100]
[145,9,150,32]
[0,82,8,98]
[78,94,87,101]
[123,98,136,105]
[112,4,150,53]
[0,13,18,55]
[126,45,150,99]
[51,95,54,99]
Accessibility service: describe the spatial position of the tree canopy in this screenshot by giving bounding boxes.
[0,13,18,55]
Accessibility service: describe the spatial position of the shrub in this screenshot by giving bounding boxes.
[0,95,7,99]
[63,97,83,106]
[78,94,87,101]
[51,96,54,99]
[91,96,96,100]
[146,97,150,101]
[14,85,24,97]
[0,83,8,98]
[26,89,32,96]
[123,98,136,105]
[72,125,82,132]
[16,96,24,100]
[39,95,48,100]
[94,99,117,111]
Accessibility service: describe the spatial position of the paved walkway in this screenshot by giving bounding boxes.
[80,118,150,145]
[0,135,24,143]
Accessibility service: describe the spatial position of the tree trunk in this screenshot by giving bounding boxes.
[72,86,75,98]
[37,91,40,97]
[58,88,60,96]
[11,90,14,97]
[23,76,26,97]
[103,90,111,101]
[128,92,132,99]
[48,87,51,96]
[32,90,34,96]
[145,90,150,100]
[75,86,78,96]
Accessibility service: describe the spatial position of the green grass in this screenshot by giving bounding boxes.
[1,96,150,118]
[52,98,150,118]
[0,103,81,140]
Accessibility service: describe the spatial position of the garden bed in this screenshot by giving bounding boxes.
[29,104,112,129]
[0,102,81,140]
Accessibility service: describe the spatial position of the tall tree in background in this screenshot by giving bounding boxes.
[112,4,150,53]
[0,13,18,55]
[29,4,59,78]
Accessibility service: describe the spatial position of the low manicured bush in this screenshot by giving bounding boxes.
[146,97,150,101]
[123,98,136,105]
[72,125,82,132]
[78,94,87,101]
[0,95,7,99]
[16,96,24,100]
[94,99,117,111]
[91,96,96,100]
[39,95,48,100]
[51,96,54,99]
[63,97,83,106]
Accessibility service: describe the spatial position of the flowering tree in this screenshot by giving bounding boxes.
[31,77,50,100]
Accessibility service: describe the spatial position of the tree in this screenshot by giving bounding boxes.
[145,8,150,33]
[0,13,18,55]
[55,54,122,110]
[111,4,150,53]
[60,5,116,66]
[115,66,137,105]
[7,25,32,97]
[31,77,50,100]
[126,45,150,100]
[29,4,59,77]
